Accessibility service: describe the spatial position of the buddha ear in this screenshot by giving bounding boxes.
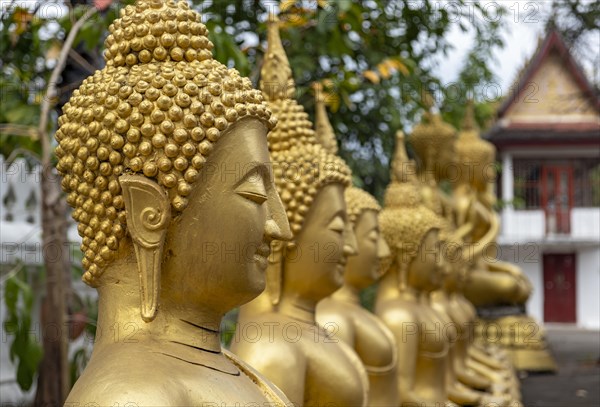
[119,174,171,323]
[266,240,285,306]
[397,261,409,292]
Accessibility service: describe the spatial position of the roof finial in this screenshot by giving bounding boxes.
[314,83,339,154]
[260,14,296,101]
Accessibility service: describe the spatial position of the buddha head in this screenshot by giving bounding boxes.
[379,132,445,293]
[343,187,390,289]
[454,101,496,192]
[55,0,291,321]
[313,91,385,288]
[410,106,456,183]
[260,15,353,305]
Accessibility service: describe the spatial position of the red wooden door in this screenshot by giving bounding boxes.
[543,254,576,323]
[541,166,573,234]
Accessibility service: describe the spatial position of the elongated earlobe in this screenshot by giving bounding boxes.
[266,240,285,306]
[120,174,170,322]
[398,262,408,292]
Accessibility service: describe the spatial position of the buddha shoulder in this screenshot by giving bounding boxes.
[66,348,189,406]
[231,312,306,370]
[316,297,354,330]
[375,297,419,328]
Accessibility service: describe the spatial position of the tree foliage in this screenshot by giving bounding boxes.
[0,0,508,198]
[197,0,507,198]
[2,265,43,391]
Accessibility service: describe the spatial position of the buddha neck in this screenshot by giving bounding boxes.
[419,168,437,187]
[452,181,472,195]
[94,262,223,354]
[443,277,459,294]
[331,284,361,305]
[277,293,317,325]
[431,289,449,302]
[418,290,432,306]
[379,265,418,302]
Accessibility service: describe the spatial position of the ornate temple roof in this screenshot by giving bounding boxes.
[486,30,600,149]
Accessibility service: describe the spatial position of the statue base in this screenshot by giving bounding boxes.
[475,314,558,373]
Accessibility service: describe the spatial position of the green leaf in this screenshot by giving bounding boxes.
[16,359,34,391]
[4,278,19,312]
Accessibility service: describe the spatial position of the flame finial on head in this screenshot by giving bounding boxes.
[461,99,478,132]
[380,127,445,271]
[260,14,296,102]
[384,131,421,210]
[314,88,339,155]
[390,131,417,184]
[258,13,351,236]
[455,100,495,173]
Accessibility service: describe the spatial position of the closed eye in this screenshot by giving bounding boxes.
[237,190,268,205]
[327,215,345,234]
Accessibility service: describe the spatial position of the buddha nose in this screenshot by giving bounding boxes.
[265,190,292,242]
[343,221,358,257]
[437,250,448,275]
[377,234,391,260]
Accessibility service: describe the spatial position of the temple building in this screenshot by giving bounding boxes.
[487,30,600,329]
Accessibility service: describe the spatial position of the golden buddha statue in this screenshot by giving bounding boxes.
[454,104,531,307]
[409,108,522,404]
[409,106,457,222]
[56,1,293,404]
[313,96,399,407]
[431,258,517,406]
[230,15,368,407]
[375,132,455,407]
[453,103,555,372]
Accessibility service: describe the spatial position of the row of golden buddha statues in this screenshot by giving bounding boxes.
[56,1,553,405]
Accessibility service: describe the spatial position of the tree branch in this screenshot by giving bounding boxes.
[38,5,97,167]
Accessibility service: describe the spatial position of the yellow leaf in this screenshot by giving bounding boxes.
[393,59,410,76]
[290,15,308,27]
[317,0,329,8]
[363,70,380,84]
[280,0,296,12]
[376,58,411,78]
[13,8,32,35]
[377,62,391,79]
[45,41,61,61]
[322,79,335,91]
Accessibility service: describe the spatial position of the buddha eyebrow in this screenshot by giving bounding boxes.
[328,209,346,223]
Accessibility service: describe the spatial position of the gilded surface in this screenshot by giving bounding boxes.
[375,131,454,406]
[314,97,399,407]
[410,105,523,405]
[452,104,532,307]
[231,15,367,407]
[453,104,556,373]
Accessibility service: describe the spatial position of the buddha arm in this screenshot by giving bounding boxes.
[446,347,483,405]
[383,315,428,406]
[450,193,474,243]
[469,201,499,259]
[452,223,473,243]
[486,259,529,283]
